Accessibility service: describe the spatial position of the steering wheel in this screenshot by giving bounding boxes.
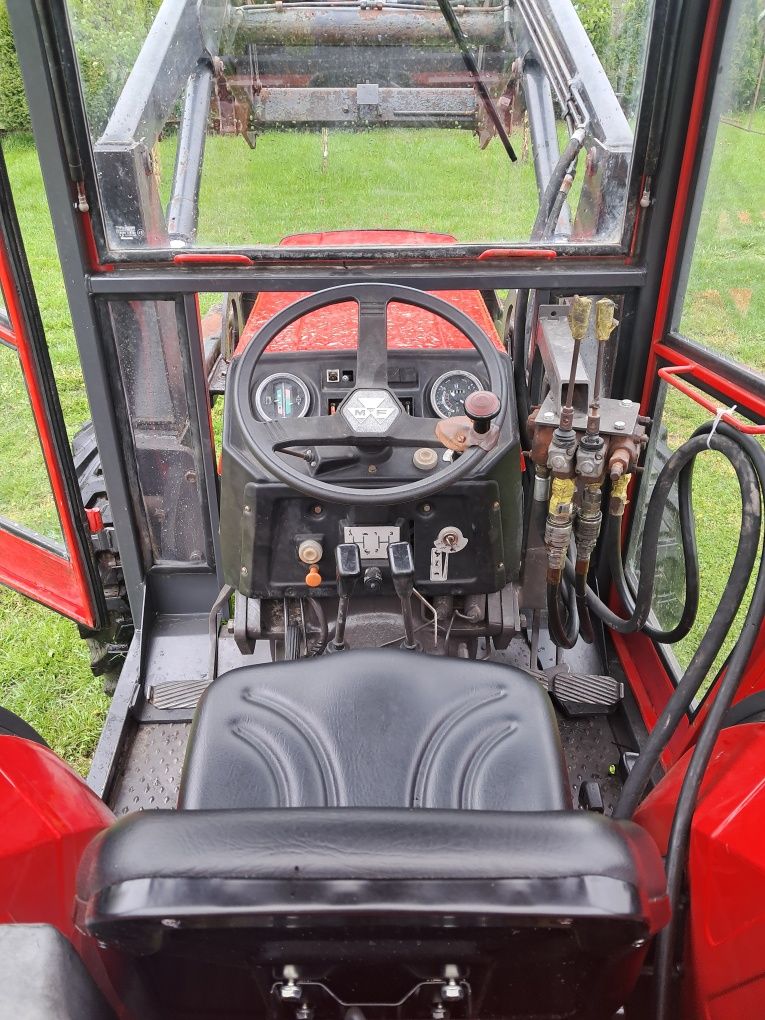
[231,283,508,506]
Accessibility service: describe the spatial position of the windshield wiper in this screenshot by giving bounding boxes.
[434,0,517,162]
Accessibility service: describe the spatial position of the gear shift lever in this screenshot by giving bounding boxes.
[387,541,419,651]
[329,543,361,652]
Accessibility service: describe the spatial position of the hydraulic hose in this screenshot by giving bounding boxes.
[574,567,595,645]
[610,429,760,818]
[547,564,580,649]
[648,422,765,1020]
[568,434,751,645]
[512,129,586,453]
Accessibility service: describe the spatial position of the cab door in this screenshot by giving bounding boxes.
[0,143,103,629]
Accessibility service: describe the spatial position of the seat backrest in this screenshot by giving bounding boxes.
[76,807,669,1020]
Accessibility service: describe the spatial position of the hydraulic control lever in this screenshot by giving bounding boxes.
[329,543,361,652]
[387,541,419,651]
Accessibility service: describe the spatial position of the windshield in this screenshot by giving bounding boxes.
[64,0,654,255]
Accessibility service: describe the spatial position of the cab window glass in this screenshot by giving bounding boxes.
[676,0,765,374]
[64,0,654,254]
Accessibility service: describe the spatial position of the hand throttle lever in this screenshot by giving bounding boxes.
[387,541,420,651]
[328,543,361,652]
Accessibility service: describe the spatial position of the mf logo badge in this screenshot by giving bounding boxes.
[341,389,401,435]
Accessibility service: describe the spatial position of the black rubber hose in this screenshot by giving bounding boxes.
[306,596,328,656]
[610,462,700,643]
[531,131,585,241]
[568,434,750,638]
[575,568,595,644]
[653,423,765,1020]
[547,565,580,649]
[614,431,761,820]
[512,131,585,454]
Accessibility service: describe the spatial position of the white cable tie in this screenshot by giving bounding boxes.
[707,404,737,448]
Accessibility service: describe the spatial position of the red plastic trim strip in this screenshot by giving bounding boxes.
[477,248,557,261]
[173,253,254,266]
[0,239,95,628]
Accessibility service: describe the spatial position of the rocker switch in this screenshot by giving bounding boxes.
[329,543,361,652]
[387,541,419,651]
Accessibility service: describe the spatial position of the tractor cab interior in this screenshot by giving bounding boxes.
[1,0,765,1019]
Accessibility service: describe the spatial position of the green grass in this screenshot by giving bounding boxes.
[0,134,104,774]
[680,111,765,372]
[0,112,762,770]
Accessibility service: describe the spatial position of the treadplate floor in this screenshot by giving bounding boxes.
[110,636,623,815]
[109,722,190,816]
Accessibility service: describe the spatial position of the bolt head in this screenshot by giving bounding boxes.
[614,421,626,430]
[280,985,302,1002]
[621,398,632,406]
[240,566,248,576]
[442,984,464,1002]
[543,411,555,421]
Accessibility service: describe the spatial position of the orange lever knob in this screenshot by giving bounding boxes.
[305,565,322,588]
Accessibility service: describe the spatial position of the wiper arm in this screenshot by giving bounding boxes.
[433,0,517,162]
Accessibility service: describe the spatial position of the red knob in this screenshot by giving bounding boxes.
[465,390,501,434]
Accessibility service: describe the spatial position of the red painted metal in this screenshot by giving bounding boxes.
[0,736,112,933]
[640,0,725,413]
[657,348,765,424]
[635,725,765,1018]
[237,230,504,355]
[0,236,96,627]
[611,626,690,767]
[477,248,557,260]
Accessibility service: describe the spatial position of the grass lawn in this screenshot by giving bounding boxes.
[0,113,762,771]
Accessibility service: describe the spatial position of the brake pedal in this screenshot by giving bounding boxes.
[527,665,624,716]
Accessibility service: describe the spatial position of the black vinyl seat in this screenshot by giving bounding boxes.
[75,651,670,1018]
[179,649,571,811]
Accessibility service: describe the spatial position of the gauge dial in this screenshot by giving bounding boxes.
[254,373,311,421]
[429,370,482,419]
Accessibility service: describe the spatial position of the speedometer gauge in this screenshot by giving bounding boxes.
[254,373,311,421]
[429,370,482,419]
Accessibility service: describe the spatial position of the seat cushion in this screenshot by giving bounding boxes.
[76,807,670,946]
[179,649,571,811]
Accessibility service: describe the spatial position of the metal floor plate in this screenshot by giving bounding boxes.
[112,638,623,816]
[108,722,190,816]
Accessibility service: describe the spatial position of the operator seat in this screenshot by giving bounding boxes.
[76,652,669,1020]
[179,650,571,811]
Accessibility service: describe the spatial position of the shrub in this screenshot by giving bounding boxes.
[573,0,614,61]
[0,2,29,131]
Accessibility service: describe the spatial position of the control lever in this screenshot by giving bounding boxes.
[387,541,419,651]
[328,543,361,652]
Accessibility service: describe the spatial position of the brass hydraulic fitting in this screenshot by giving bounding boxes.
[545,477,576,573]
[575,482,604,563]
[609,473,632,516]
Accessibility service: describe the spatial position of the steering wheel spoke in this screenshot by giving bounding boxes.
[355,295,389,389]
[387,413,442,448]
[257,413,350,450]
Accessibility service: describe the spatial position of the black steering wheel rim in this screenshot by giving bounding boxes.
[232,283,508,505]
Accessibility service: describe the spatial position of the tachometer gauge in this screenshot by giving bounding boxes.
[254,373,311,421]
[429,370,482,419]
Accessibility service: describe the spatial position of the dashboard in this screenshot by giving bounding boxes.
[247,349,491,427]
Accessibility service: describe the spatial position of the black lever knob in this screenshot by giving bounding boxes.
[387,542,419,651]
[387,541,416,598]
[335,543,361,597]
[464,390,501,435]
